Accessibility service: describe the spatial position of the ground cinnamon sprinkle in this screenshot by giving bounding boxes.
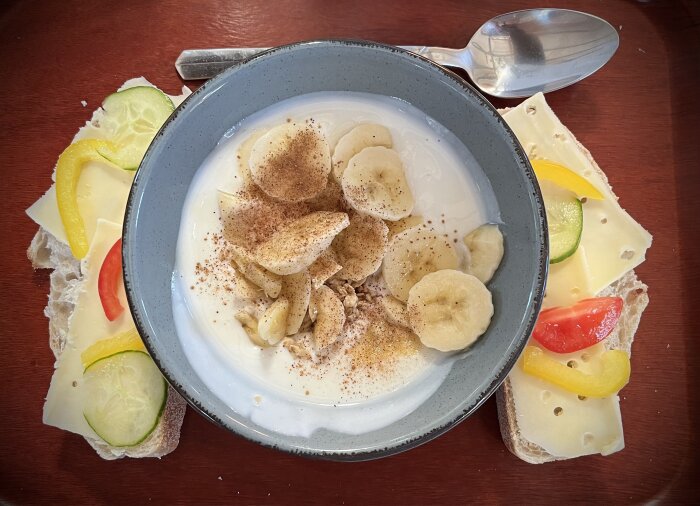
[193,231,269,315]
[251,123,330,202]
[220,184,309,251]
[349,313,420,373]
[193,234,234,294]
[307,177,348,212]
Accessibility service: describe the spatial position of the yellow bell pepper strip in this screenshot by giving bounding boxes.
[81,328,146,369]
[531,159,604,200]
[522,345,630,398]
[55,139,118,258]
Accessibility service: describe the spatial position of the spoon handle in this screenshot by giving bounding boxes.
[175,46,466,80]
[399,46,469,70]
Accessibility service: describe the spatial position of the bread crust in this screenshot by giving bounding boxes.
[29,227,186,459]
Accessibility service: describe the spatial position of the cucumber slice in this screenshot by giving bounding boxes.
[83,350,167,447]
[540,180,583,264]
[97,86,174,170]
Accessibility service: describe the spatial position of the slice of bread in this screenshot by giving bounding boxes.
[495,108,650,464]
[29,227,186,460]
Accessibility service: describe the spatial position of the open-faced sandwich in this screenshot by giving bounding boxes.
[496,94,652,463]
[27,79,191,459]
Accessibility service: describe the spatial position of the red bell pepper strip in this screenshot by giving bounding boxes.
[98,238,124,321]
[532,297,623,353]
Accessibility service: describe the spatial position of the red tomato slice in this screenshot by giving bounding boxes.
[97,238,124,321]
[532,297,623,354]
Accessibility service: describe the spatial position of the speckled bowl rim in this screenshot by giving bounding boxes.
[123,39,548,461]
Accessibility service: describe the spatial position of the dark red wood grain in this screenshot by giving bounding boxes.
[1,0,698,504]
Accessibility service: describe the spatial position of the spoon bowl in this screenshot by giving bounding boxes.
[403,9,619,98]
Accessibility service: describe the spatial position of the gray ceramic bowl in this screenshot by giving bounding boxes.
[124,40,547,461]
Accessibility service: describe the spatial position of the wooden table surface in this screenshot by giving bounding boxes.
[1,0,698,504]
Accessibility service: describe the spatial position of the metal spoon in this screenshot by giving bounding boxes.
[175,8,619,98]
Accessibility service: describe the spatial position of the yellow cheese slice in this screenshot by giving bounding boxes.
[543,246,594,309]
[26,185,68,244]
[43,219,134,438]
[509,343,624,458]
[502,93,652,297]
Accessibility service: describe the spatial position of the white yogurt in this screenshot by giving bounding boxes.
[173,91,499,437]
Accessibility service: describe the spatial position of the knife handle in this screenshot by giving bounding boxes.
[175,48,269,80]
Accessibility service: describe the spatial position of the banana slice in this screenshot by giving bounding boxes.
[332,124,393,180]
[379,296,411,329]
[309,285,346,349]
[226,244,282,298]
[255,211,350,275]
[249,122,331,202]
[280,270,311,335]
[308,248,342,289]
[382,227,460,301]
[218,189,309,252]
[332,213,389,281]
[231,266,264,299]
[257,298,290,345]
[307,176,347,212]
[386,214,424,241]
[235,312,268,347]
[464,224,504,284]
[236,130,265,187]
[407,269,493,352]
[341,146,414,221]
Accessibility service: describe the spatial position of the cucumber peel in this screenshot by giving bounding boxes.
[540,180,583,264]
[82,350,167,447]
[97,86,174,170]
